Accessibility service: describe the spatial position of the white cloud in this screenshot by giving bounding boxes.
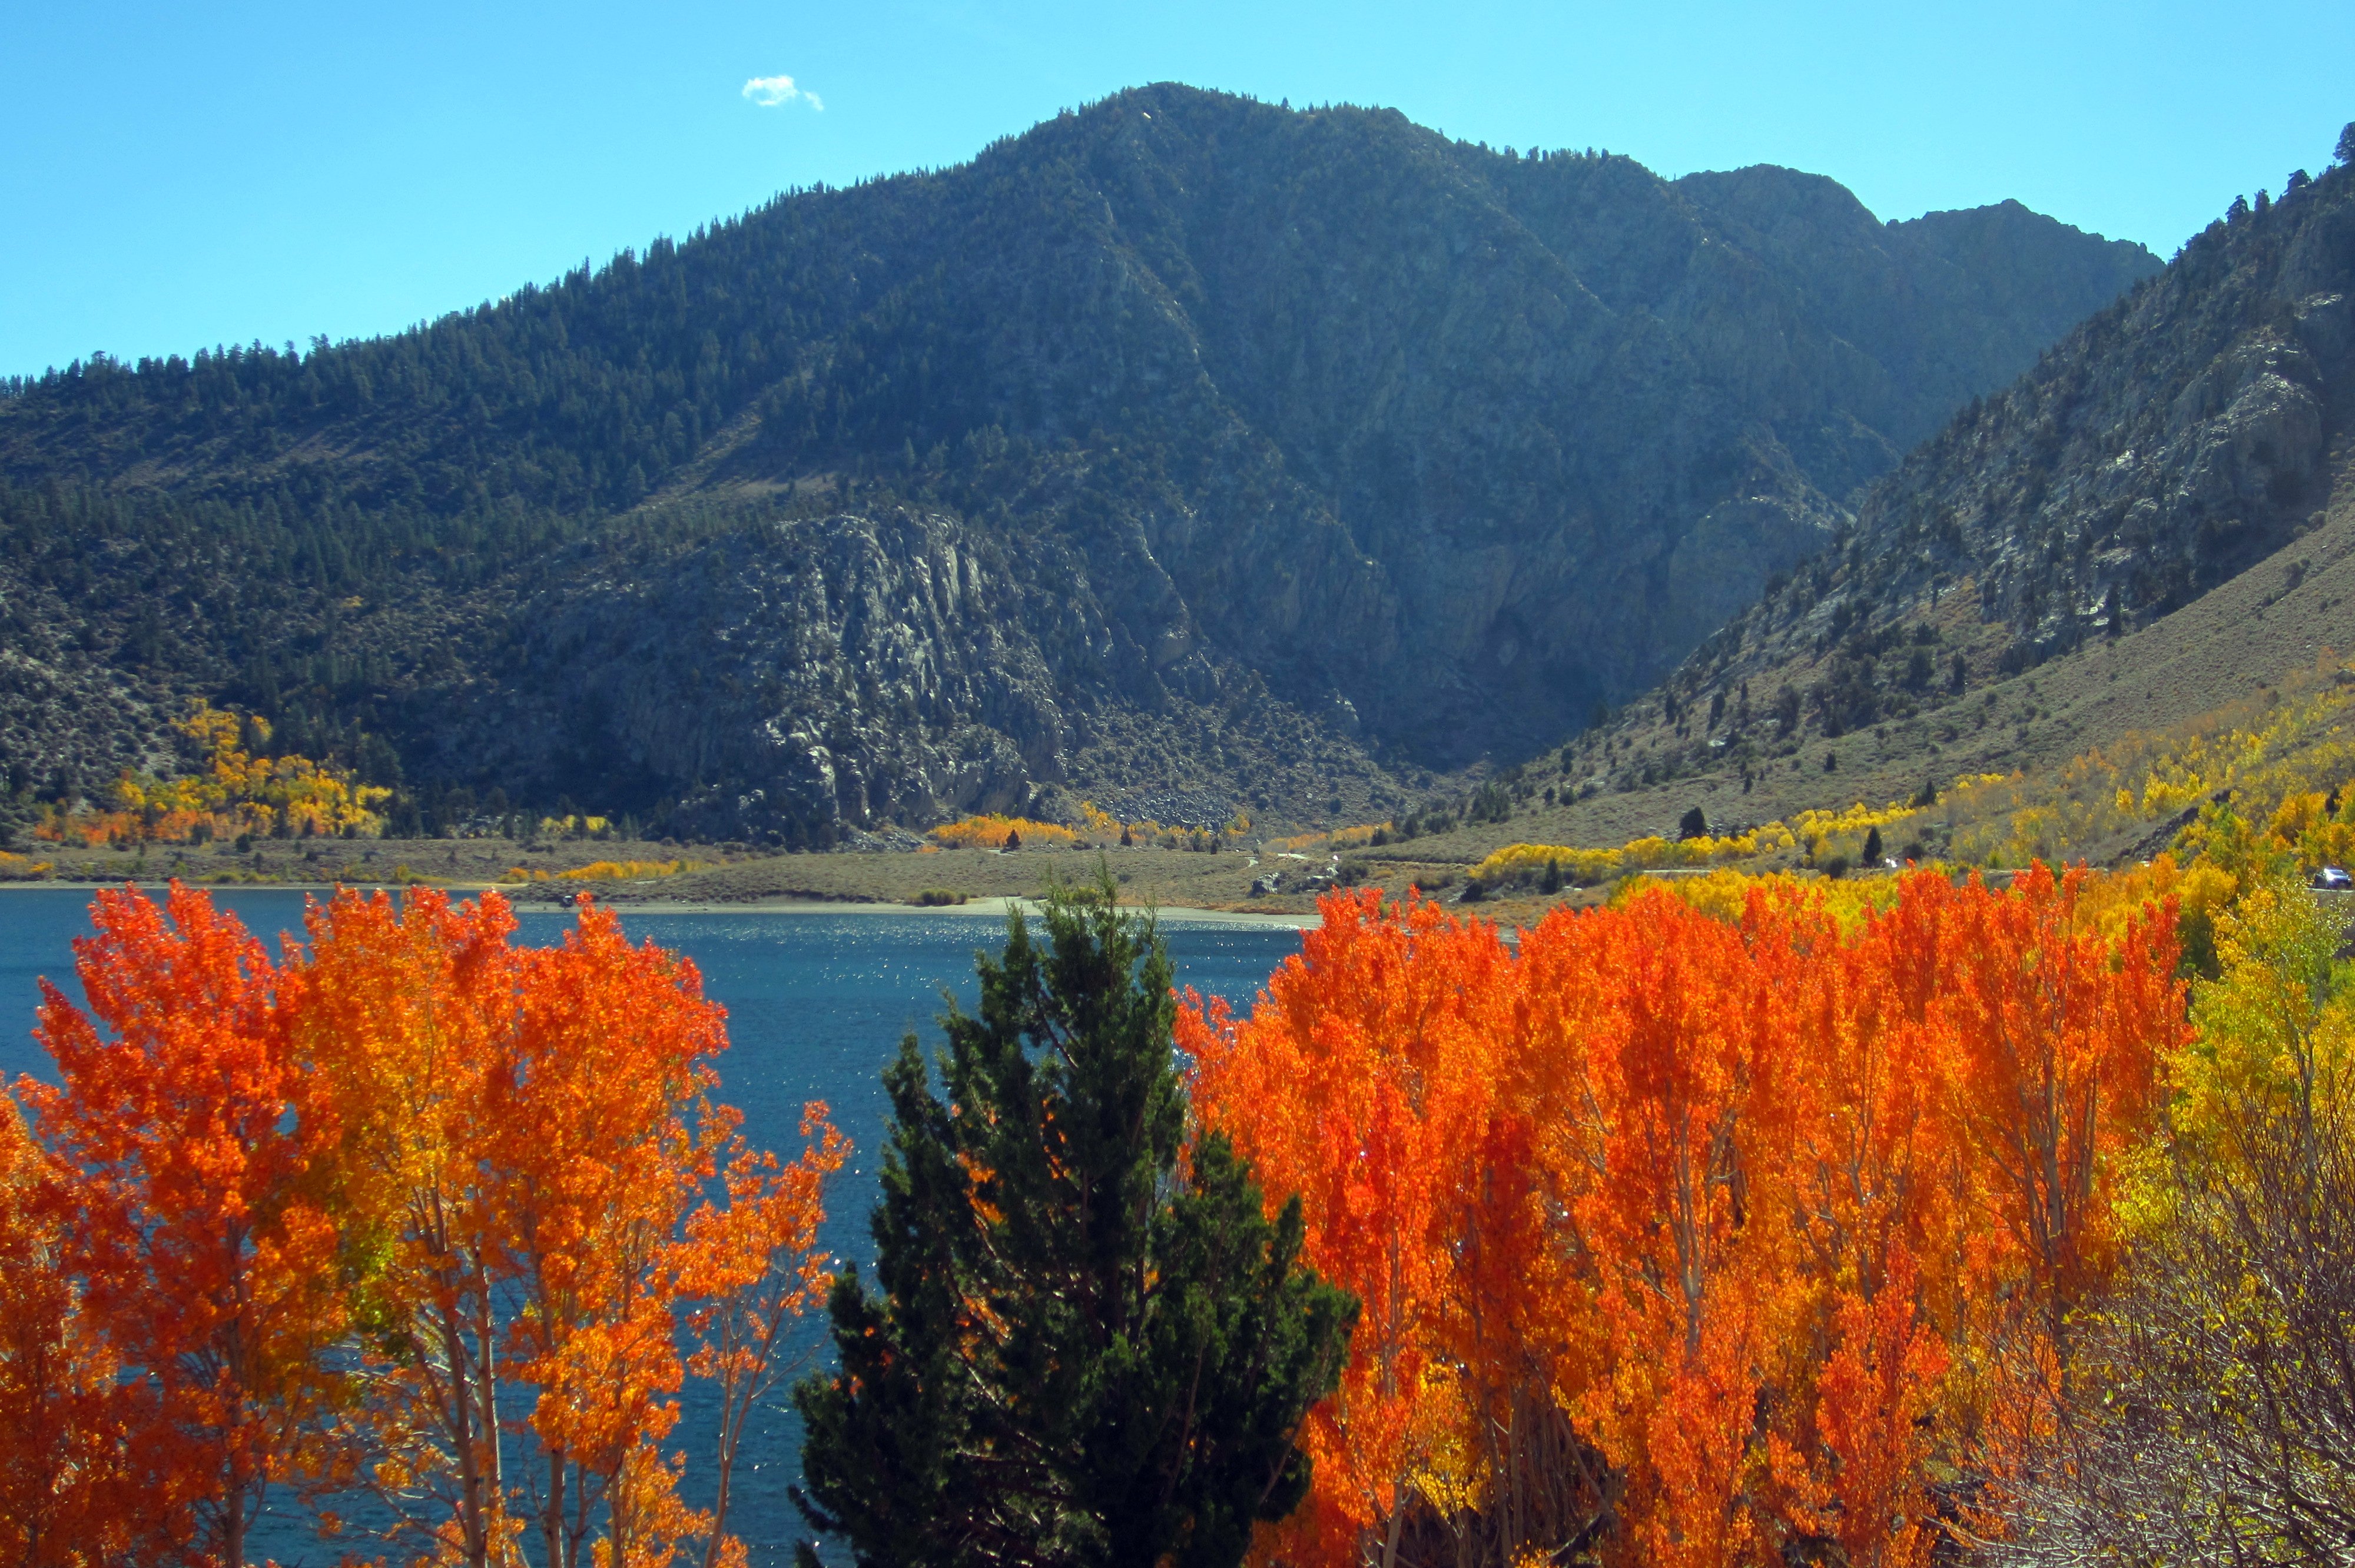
[742,74,821,111]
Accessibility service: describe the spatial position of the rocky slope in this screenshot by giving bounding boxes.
[0,85,2158,842]
[1564,144,2355,801]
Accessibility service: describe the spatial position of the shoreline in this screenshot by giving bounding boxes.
[0,882,1322,929]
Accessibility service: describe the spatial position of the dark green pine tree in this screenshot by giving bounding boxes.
[793,877,1356,1568]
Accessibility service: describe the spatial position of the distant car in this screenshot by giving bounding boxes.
[2316,866,2352,891]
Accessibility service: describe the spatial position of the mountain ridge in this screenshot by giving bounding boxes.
[1475,139,2354,865]
[0,85,2160,845]
[1647,146,2354,745]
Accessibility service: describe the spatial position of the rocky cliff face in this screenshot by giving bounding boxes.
[729,91,2155,763]
[413,502,1412,842]
[462,510,1084,839]
[0,85,2160,840]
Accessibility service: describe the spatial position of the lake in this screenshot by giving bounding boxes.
[0,886,1308,1566]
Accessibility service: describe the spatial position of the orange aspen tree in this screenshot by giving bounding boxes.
[1923,866,2181,1364]
[12,883,841,1568]
[22,883,347,1568]
[1183,893,1466,1566]
[1186,891,1591,1566]
[1518,891,1809,1568]
[286,885,528,1566]
[290,888,843,1568]
[0,1098,134,1568]
[1737,886,1963,1568]
[492,900,738,1568]
[1189,868,2182,1568]
[672,1105,848,1568]
[1773,1246,1949,1568]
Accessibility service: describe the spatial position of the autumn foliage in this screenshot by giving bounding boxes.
[1180,865,2187,1567]
[925,813,1080,849]
[34,702,390,847]
[1,882,843,1568]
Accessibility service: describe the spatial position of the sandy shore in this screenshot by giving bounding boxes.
[604,896,1318,927]
[0,883,1322,929]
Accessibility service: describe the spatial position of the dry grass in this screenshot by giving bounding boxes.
[592,844,1473,918]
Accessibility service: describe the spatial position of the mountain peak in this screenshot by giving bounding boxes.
[0,92,2160,845]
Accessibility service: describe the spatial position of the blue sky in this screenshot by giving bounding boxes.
[5,1,2350,380]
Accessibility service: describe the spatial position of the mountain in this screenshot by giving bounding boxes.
[1614,147,2354,762]
[0,85,2157,845]
[1425,138,2354,871]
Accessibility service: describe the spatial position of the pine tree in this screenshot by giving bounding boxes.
[793,876,1356,1568]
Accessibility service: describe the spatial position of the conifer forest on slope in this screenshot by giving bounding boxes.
[0,85,2160,849]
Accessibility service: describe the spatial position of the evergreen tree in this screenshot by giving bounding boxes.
[793,876,1356,1568]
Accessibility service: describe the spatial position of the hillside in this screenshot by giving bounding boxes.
[0,85,2157,846]
[1341,453,2353,886]
[1375,141,2355,886]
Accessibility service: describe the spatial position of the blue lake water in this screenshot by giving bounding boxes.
[0,887,1306,1565]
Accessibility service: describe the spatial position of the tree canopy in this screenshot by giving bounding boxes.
[793,877,1355,1567]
